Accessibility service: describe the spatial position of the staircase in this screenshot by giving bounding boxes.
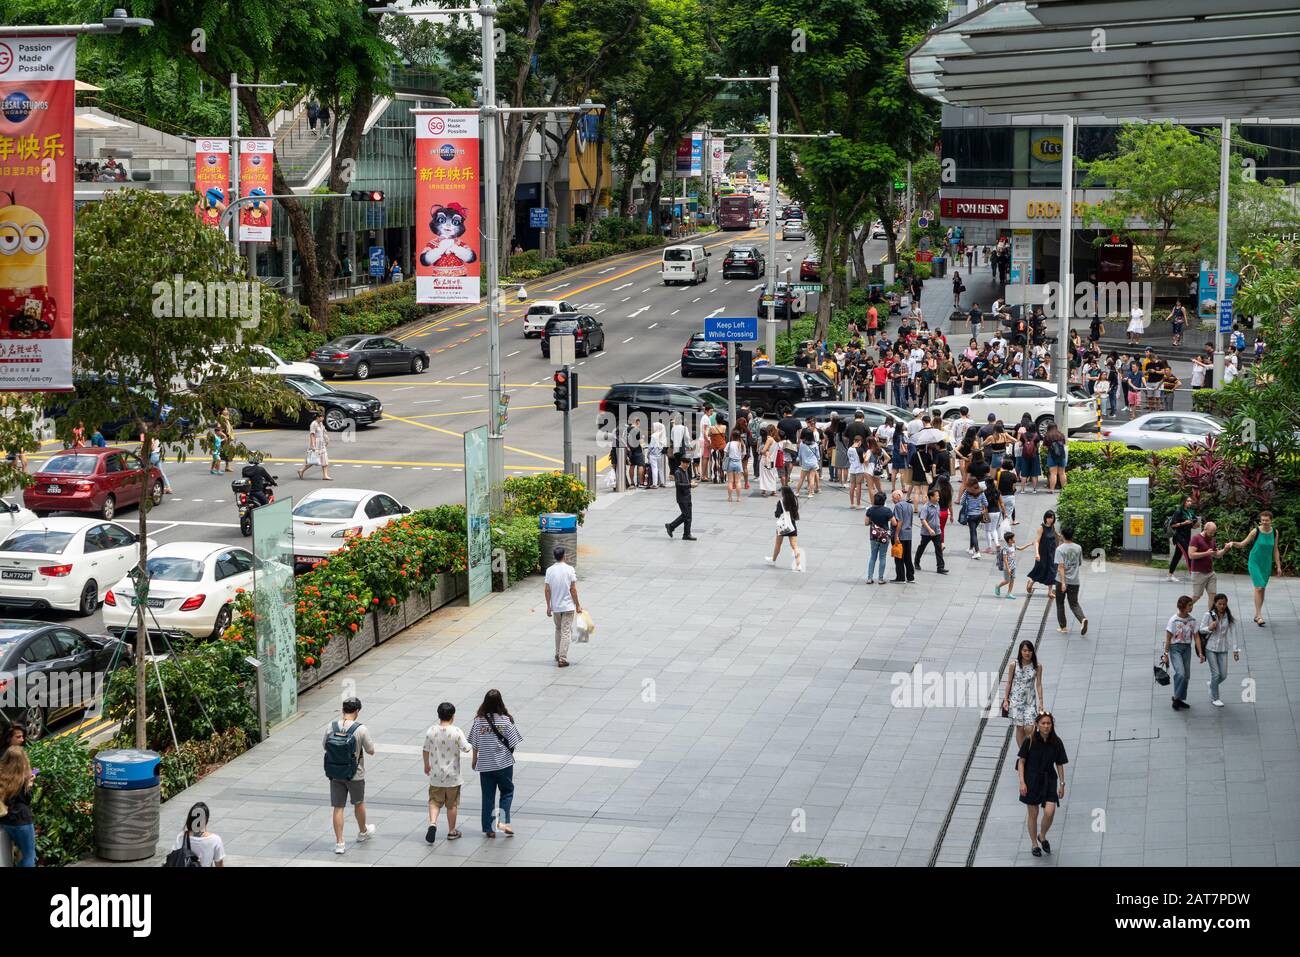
[273,97,394,188]
[75,106,194,190]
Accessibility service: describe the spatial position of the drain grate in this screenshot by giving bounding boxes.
[1108,728,1161,742]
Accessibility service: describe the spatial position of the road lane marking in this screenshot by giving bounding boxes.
[620,296,631,302]
[747,283,764,292]
[670,309,680,316]
[627,306,650,318]
[647,323,658,329]
[599,266,616,273]
[623,337,635,343]
[547,282,571,290]
[380,411,564,465]
[692,297,701,303]
[645,360,678,382]
[612,282,633,291]
[505,350,521,357]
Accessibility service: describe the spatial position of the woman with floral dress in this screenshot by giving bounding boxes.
[1003,640,1045,749]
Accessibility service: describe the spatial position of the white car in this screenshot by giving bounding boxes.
[0,517,154,617]
[0,498,38,537]
[103,541,255,639]
[1101,411,1223,450]
[782,219,807,241]
[931,379,1099,436]
[292,488,410,570]
[248,344,323,379]
[870,221,888,239]
[522,300,576,337]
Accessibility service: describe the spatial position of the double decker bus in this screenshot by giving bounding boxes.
[718,194,754,230]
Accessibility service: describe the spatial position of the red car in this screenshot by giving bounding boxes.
[800,255,821,282]
[23,448,165,521]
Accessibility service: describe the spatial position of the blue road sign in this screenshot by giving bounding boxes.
[1218,299,1233,334]
[530,207,550,228]
[368,246,384,277]
[705,316,758,342]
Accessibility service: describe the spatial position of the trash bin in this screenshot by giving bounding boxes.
[539,513,578,572]
[93,749,161,862]
[932,256,946,279]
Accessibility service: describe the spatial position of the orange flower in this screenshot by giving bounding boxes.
[235,587,246,594]
[388,596,397,606]
[349,623,358,632]
[305,656,316,666]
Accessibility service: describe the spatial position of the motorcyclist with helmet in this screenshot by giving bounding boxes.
[241,452,277,507]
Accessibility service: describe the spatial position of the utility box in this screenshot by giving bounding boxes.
[1127,476,1150,509]
[1123,508,1152,554]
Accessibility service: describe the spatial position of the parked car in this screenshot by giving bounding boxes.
[722,245,765,279]
[791,401,912,433]
[704,366,835,417]
[0,517,154,616]
[870,220,888,239]
[23,448,165,521]
[757,280,804,321]
[680,333,729,378]
[799,254,821,282]
[1101,411,1224,450]
[255,374,383,432]
[309,335,429,380]
[661,244,710,285]
[597,382,729,439]
[930,379,1099,436]
[291,488,411,573]
[540,313,606,359]
[0,620,134,739]
[522,300,577,338]
[0,498,38,538]
[41,375,191,444]
[103,541,255,641]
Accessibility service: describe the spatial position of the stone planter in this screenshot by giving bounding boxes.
[404,588,433,625]
[346,613,377,661]
[374,603,407,643]
[298,627,349,693]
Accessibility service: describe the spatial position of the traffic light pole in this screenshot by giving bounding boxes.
[563,364,574,476]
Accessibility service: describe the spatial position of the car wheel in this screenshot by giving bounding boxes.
[211,603,233,639]
[18,705,46,741]
[410,356,426,374]
[942,410,960,420]
[79,579,99,617]
[100,495,116,521]
[320,372,334,380]
[1035,415,1054,439]
[355,361,370,380]
[680,366,691,377]
[150,479,164,506]
[324,408,350,432]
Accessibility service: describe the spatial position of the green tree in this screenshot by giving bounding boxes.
[71,191,303,748]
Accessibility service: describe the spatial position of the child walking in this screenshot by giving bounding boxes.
[422,701,470,843]
[209,427,223,474]
[995,530,1032,598]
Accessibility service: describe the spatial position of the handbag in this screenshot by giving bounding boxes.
[890,541,903,559]
[776,510,795,534]
[575,609,595,643]
[306,449,321,466]
[1153,661,1171,686]
[163,833,202,868]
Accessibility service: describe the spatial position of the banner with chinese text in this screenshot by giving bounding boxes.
[193,138,229,228]
[0,36,75,391]
[238,138,273,242]
[414,110,481,304]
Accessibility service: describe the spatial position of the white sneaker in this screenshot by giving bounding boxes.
[764,557,774,564]
[972,552,981,561]
[357,824,375,842]
[1212,699,1225,708]
[1167,575,1181,583]
[334,842,346,855]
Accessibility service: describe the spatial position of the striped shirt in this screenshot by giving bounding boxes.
[468,714,522,773]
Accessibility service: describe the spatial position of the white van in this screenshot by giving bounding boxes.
[661,245,709,285]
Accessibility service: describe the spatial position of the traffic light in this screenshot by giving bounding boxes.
[553,369,576,411]
[350,190,385,202]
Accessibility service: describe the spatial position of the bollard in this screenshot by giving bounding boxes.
[615,446,626,492]
[586,454,597,497]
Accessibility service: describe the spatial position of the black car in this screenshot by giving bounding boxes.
[0,620,133,740]
[722,245,765,279]
[309,335,429,380]
[757,281,803,321]
[541,313,606,358]
[258,374,383,432]
[680,333,729,377]
[705,365,834,416]
[597,382,729,441]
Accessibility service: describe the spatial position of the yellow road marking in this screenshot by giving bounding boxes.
[380,411,564,465]
[256,454,555,470]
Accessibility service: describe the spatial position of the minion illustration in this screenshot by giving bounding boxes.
[196,186,227,224]
[0,191,56,337]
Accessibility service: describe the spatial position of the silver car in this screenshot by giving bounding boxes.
[1100,411,1223,450]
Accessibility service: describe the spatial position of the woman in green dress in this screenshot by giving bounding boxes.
[1231,511,1282,626]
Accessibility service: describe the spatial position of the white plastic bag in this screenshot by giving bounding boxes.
[601,468,616,491]
[574,609,595,643]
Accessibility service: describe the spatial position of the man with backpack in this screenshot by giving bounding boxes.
[324,696,376,855]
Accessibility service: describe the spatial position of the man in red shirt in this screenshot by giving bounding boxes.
[872,361,888,401]
[1187,520,1234,614]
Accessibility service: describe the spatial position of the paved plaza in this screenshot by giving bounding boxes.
[128,478,1299,867]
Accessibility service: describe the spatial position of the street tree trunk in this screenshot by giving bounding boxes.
[849,225,868,290]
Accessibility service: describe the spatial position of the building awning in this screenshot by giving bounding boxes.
[908,0,1300,119]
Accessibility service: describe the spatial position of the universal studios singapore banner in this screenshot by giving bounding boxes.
[413,110,481,305]
[0,36,75,391]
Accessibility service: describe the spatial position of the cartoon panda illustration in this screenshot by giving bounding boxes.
[0,191,56,337]
[419,202,477,273]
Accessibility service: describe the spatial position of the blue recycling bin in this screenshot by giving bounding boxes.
[93,750,162,861]
[539,513,578,572]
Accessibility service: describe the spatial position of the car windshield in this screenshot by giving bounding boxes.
[146,556,205,582]
[0,530,73,554]
[527,306,555,315]
[41,455,97,475]
[548,320,579,333]
[294,498,360,519]
[663,249,693,262]
[693,389,728,408]
[730,248,754,257]
[291,377,335,397]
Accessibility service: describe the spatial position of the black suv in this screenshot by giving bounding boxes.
[597,382,729,442]
[704,365,834,416]
[680,333,729,377]
[757,280,803,321]
[722,245,765,279]
[541,313,606,358]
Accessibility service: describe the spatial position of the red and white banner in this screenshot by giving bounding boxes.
[194,138,230,228]
[238,138,273,242]
[0,36,75,391]
[414,110,480,305]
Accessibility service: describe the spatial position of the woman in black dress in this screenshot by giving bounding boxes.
[1017,712,1068,857]
[1024,509,1058,599]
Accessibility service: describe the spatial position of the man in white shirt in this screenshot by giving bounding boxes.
[422,701,471,843]
[1223,354,1240,384]
[544,545,582,667]
[951,407,974,447]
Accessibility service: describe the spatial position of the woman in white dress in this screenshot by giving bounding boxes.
[1002,640,1045,750]
[758,425,780,496]
[1127,305,1145,345]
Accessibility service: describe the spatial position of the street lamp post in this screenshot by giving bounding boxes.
[1055,115,1075,433]
[1213,118,1231,390]
[0,8,153,35]
[228,77,293,273]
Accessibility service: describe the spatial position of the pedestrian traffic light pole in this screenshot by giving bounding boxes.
[373,5,602,509]
[553,367,576,474]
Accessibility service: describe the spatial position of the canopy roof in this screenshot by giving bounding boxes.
[908,0,1300,119]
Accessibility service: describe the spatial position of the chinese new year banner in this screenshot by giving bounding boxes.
[194,138,230,228]
[0,36,75,391]
[238,138,273,242]
[413,110,480,305]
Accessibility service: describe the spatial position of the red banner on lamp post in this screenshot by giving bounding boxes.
[238,138,273,242]
[194,139,230,228]
[0,36,75,391]
[413,110,481,305]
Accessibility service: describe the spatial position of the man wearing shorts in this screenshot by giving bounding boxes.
[1187,521,1231,614]
[324,697,375,854]
[422,701,471,843]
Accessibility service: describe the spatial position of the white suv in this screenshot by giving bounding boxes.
[931,379,1099,436]
[523,300,576,337]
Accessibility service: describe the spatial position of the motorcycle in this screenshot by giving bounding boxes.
[231,468,278,537]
